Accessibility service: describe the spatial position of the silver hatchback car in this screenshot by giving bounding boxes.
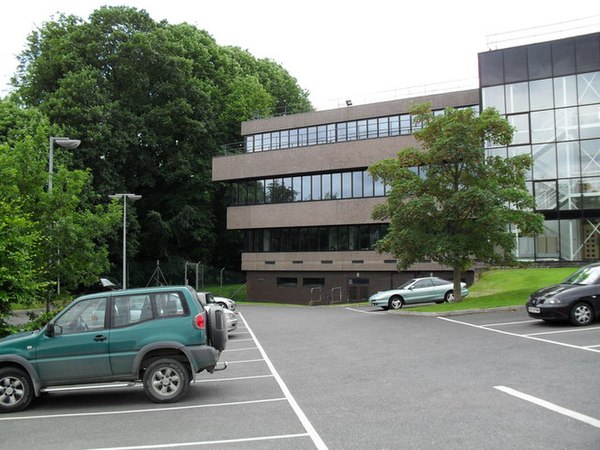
[369,277,469,310]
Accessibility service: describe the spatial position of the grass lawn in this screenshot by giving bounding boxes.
[408,266,578,312]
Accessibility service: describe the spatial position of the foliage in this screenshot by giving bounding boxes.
[0,95,120,327]
[12,6,312,282]
[369,103,544,301]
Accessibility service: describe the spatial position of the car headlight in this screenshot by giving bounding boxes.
[544,298,562,305]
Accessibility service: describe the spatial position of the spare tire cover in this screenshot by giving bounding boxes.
[206,306,227,351]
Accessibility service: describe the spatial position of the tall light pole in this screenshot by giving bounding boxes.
[109,193,142,289]
[47,137,80,312]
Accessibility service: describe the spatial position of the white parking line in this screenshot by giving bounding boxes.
[345,307,384,314]
[89,433,311,450]
[240,313,329,450]
[226,358,265,364]
[495,386,600,429]
[0,398,287,421]
[223,347,258,352]
[438,317,600,354]
[480,319,539,326]
[194,374,273,383]
[525,326,600,336]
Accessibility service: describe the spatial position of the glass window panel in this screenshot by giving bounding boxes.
[481,85,505,114]
[280,130,289,149]
[342,172,352,198]
[555,107,579,141]
[368,119,378,138]
[309,227,319,251]
[531,110,555,143]
[292,176,302,201]
[263,229,271,252]
[559,219,583,261]
[536,221,560,258]
[349,226,359,250]
[322,173,332,200]
[509,145,532,180]
[352,171,363,197]
[363,171,374,197]
[579,105,600,139]
[508,114,530,145]
[359,225,371,250]
[262,133,271,151]
[331,173,342,199]
[290,228,300,251]
[557,142,581,178]
[318,227,328,251]
[581,139,600,176]
[317,125,327,144]
[357,120,367,139]
[505,82,529,113]
[254,134,262,152]
[532,143,557,179]
[390,116,400,136]
[581,178,600,209]
[529,79,553,110]
[282,177,293,203]
[327,124,336,143]
[411,114,422,132]
[298,128,308,146]
[534,180,557,210]
[378,117,389,137]
[558,179,582,210]
[328,228,338,251]
[400,114,411,134]
[554,76,577,107]
[374,176,385,196]
[347,121,357,140]
[302,176,311,201]
[312,174,321,200]
[337,123,347,142]
[308,126,317,145]
[578,72,600,105]
[271,132,279,150]
[289,129,298,148]
[339,226,349,250]
[245,136,254,153]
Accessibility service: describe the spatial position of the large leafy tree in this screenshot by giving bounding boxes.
[0,96,120,326]
[369,103,544,301]
[13,6,312,284]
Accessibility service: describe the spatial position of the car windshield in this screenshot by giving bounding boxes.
[397,280,415,289]
[564,265,600,285]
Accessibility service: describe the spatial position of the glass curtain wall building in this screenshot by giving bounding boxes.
[479,33,600,261]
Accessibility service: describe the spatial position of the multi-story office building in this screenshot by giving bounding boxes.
[213,31,600,303]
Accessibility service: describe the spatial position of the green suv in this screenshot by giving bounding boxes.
[0,286,227,413]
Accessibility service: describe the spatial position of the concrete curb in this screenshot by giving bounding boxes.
[388,305,526,317]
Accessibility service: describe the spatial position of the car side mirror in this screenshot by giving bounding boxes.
[45,323,55,337]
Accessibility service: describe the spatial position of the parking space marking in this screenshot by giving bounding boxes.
[223,347,259,352]
[495,386,600,429]
[0,397,288,422]
[480,319,539,326]
[525,326,600,337]
[89,433,311,450]
[240,313,328,450]
[438,317,600,354]
[193,374,274,383]
[345,307,385,314]
[227,358,265,364]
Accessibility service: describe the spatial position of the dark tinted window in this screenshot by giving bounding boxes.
[576,35,600,73]
[504,47,528,83]
[552,39,576,76]
[528,43,552,79]
[479,51,504,87]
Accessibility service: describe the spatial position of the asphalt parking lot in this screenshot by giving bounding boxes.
[1,305,599,449]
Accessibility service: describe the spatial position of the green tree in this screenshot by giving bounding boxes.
[369,104,544,301]
[0,96,120,321]
[13,6,312,282]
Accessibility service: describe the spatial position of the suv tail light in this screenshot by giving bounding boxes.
[193,313,206,329]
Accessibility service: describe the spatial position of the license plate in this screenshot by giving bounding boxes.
[528,306,540,314]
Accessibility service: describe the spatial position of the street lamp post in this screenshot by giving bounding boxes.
[109,193,142,289]
[47,137,81,312]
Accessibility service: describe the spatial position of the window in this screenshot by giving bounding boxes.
[277,277,297,287]
[578,72,600,105]
[303,278,325,287]
[482,86,505,113]
[554,76,577,108]
[113,294,153,326]
[508,114,530,145]
[312,174,321,200]
[55,297,107,334]
[529,79,553,111]
[337,122,347,142]
[555,107,579,141]
[531,111,555,143]
[156,292,186,318]
[505,82,529,113]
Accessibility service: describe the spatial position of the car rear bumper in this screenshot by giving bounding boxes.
[188,345,222,372]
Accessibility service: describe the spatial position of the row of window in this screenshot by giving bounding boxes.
[244,106,477,153]
[277,277,325,287]
[244,224,388,253]
[482,71,600,114]
[229,169,390,206]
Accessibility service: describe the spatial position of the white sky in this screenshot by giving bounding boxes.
[2,0,600,110]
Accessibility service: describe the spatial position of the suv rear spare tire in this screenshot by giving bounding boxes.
[207,307,228,351]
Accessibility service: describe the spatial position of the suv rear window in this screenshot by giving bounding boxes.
[111,291,189,328]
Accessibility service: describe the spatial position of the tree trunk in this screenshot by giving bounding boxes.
[452,267,463,302]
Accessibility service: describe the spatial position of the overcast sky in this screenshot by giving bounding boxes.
[2,0,600,110]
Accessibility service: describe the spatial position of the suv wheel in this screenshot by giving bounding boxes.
[143,359,190,403]
[0,367,34,413]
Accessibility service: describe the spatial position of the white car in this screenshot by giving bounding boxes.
[213,296,236,311]
[223,308,238,333]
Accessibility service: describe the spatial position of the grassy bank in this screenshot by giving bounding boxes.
[408,266,577,312]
